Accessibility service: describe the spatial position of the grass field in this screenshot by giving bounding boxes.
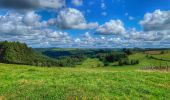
[0,62,169,100]
[151,51,170,61]
[0,52,170,99]
[128,52,170,69]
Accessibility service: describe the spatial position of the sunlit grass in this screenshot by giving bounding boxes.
[0,63,169,99]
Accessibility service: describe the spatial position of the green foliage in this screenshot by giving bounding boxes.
[122,48,133,55]
[131,59,139,65]
[118,59,139,66]
[96,52,128,63]
[0,41,36,64]
[0,41,86,67]
[96,52,132,66]
[118,58,130,66]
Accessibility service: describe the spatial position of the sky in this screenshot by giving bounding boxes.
[0,0,170,48]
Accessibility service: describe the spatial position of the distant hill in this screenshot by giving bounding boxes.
[35,48,113,58]
[0,41,56,66]
[0,41,86,67]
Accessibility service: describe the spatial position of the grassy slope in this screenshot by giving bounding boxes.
[151,51,170,60]
[0,52,170,99]
[0,63,169,100]
[129,52,170,67]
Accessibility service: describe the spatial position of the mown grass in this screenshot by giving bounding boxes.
[151,51,170,61]
[0,63,169,100]
[128,52,170,70]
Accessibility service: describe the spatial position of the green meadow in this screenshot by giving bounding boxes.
[0,51,170,100]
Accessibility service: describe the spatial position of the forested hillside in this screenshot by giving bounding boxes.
[0,41,85,67]
[0,41,37,64]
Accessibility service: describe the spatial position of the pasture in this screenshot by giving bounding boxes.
[0,50,170,99]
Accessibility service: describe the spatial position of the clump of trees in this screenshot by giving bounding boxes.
[57,55,86,67]
[96,52,139,66]
[118,59,139,66]
[122,48,133,55]
[0,41,86,67]
[96,52,128,62]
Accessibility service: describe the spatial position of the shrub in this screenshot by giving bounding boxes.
[118,58,129,66]
[122,48,133,55]
[118,59,139,66]
[131,60,139,65]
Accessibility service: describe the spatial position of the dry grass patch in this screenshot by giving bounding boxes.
[18,79,45,85]
[144,51,161,55]
[0,96,6,100]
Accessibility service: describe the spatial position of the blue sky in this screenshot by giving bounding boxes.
[0,0,170,48]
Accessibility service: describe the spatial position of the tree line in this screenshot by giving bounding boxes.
[96,51,139,66]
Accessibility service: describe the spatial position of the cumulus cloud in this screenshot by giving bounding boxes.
[96,20,126,35]
[0,11,72,47]
[72,0,83,6]
[24,30,72,48]
[126,28,163,41]
[130,9,170,43]
[75,38,81,43]
[83,32,95,43]
[0,0,65,9]
[140,9,170,31]
[125,13,134,21]
[128,16,134,20]
[22,11,42,26]
[0,11,47,35]
[49,8,98,30]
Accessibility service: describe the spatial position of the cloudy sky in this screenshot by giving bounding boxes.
[0,0,170,48]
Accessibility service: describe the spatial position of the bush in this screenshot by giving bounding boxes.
[104,62,109,66]
[122,48,133,55]
[161,51,164,54]
[131,60,139,65]
[118,59,129,66]
[96,52,128,63]
[118,59,139,66]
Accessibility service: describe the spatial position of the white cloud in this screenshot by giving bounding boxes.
[126,28,163,41]
[140,9,170,31]
[101,12,107,16]
[84,32,95,43]
[0,11,72,47]
[0,11,47,35]
[72,0,83,6]
[101,0,106,10]
[128,16,134,20]
[49,8,98,30]
[39,0,65,9]
[75,38,81,43]
[125,13,134,21]
[22,11,43,26]
[125,13,128,16]
[96,20,126,35]
[0,0,65,9]
[127,9,170,43]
